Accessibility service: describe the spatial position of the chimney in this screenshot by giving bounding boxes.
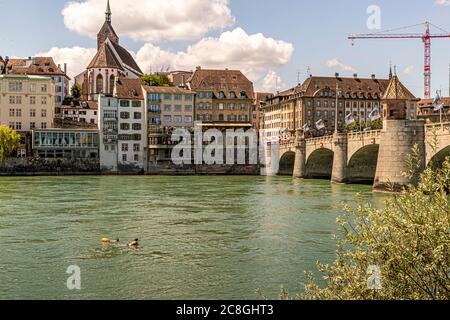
[371,74,376,80]
[335,72,340,78]
[64,63,67,75]
[353,73,358,78]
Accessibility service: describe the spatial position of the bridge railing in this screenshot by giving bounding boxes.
[425,122,450,133]
[305,135,334,145]
[347,130,382,141]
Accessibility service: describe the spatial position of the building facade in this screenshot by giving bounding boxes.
[143,86,195,166]
[418,97,450,123]
[60,100,98,125]
[33,129,99,159]
[187,67,254,124]
[1,56,70,112]
[0,74,55,132]
[261,74,400,141]
[98,78,146,172]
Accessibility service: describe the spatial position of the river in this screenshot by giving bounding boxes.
[0,176,383,300]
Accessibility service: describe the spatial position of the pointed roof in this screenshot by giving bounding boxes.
[105,0,112,22]
[88,43,123,70]
[110,41,143,74]
[382,68,416,100]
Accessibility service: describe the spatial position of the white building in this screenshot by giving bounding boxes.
[99,78,146,172]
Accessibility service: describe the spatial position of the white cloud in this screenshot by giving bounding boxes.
[260,71,286,93]
[62,0,235,42]
[37,28,294,86]
[35,46,97,80]
[403,65,415,75]
[135,28,294,82]
[326,58,357,73]
[435,0,450,6]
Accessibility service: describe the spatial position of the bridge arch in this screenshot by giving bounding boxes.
[347,144,380,184]
[279,151,296,176]
[305,148,334,179]
[428,145,450,169]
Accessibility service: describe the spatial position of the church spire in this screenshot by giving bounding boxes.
[105,0,112,23]
[389,62,393,80]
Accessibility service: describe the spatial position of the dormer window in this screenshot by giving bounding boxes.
[240,91,247,99]
[229,91,237,99]
[218,91,225,99]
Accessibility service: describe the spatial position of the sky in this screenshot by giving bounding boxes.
[0,0,449,97]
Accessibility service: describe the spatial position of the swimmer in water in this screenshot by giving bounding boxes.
[128,238,139,248]
[102,238,120,245]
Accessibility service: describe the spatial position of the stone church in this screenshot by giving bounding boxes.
[74,0,143,101]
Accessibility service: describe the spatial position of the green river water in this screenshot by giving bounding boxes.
[0,176,383,300]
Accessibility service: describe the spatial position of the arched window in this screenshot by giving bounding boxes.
[89,73,94,95]
[109,75,115,94]
[229,91,237,99]
[96,74,103,93]
[240,91,247,99]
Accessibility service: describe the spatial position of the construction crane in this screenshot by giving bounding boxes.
[349,21,450,99]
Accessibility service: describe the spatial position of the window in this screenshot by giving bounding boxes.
[30,84,36,92]
[8,122,14,129]
[120,112,130,119]
[41,109,47,117]
[240,104,247,110]
[317,111,321,117]
[41,84,48,93]
[134,154,139,162]
[16,109,22,117]
[185,95,192,101]
[240,91,247,99]
[120,123,130,130]
[29,109,36,117]
[174,115,182,123]
[122,154,127,162]
[134,112,142,120]
[9,96,15,104]
[41,97,47,105]
[174,105,182,112]
[9,82,23,92]
[229,91,237,99]
[218,103,224,110]
[133,144,140,152]
[164,105,171,112]
[109,75,115,94]
[15,122,22,130]
[30,122,36,129]
[164,115,172,122]
[132,123,142,130]
[41,122,47,129]
[104,110,117,119]
[120,100,130,107]
[9,109,15,117]
[164,94,172,100]
[122,144,129,152]
[132,101,141,108]
[185,105,192,112]
[96,74,103,93]
[184,116,192,123]
[147,93,160,102]
[174,94,182,101]
[30,96,36,105]
[218,91,225,99]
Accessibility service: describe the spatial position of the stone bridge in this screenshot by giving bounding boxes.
[273,120,450,191]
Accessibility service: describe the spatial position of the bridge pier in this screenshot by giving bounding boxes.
[293,132,306,179]
[331,133,348,184]
[374,120,426,192]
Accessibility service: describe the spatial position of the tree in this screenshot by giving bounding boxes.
[141,74,173,87]
[345,120,363,132]
[71,83,82,100]
[368,118,383,130]
[302,150,450,300]
[0,125,21,162]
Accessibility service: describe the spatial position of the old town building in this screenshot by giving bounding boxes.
[186,67,254,125]
[418,97,450,123]
[0,74,55,156]
[261,74,394,140]
[143,86,195,167]
[98,78,146,172]
[253,92,271,132]
[1,56,70,112]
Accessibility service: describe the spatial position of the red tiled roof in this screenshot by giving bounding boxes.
[187,68,254,99]
[142,85,195,94]
[88,43,123,70]
[5,57,70,79]
[116,78,144,100]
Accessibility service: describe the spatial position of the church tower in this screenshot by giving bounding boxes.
[97,0,119,49]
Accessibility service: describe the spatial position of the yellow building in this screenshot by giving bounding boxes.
[0,75,55,132]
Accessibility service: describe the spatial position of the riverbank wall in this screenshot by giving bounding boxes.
[0,159,261,176]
